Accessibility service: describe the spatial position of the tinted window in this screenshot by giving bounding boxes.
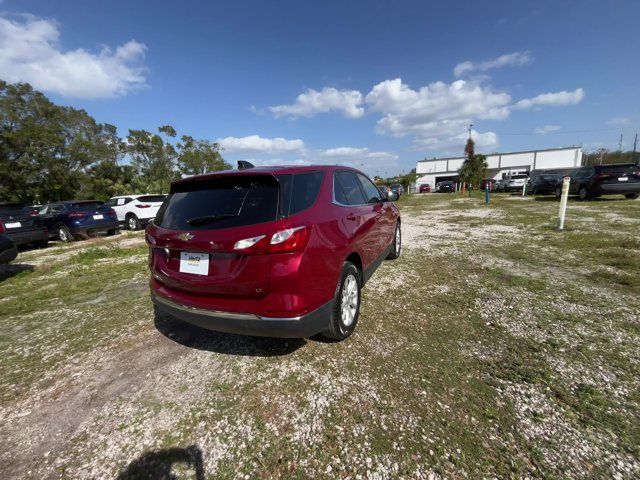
[51,204,65,214]
[70,202,103,211]
[598,164,639,175]
[0,203,26,214]
[103,198,117,207]
[357,173,382,203]
[156,175,279,230]
[137,195,166,203]
[289,172,324,215]
[334,171,366,206]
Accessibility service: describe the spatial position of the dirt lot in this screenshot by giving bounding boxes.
[1,193,639,479]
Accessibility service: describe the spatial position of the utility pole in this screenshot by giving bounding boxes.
[632,133,638,165]
[619,134,623,161]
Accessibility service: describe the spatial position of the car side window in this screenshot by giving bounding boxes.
[334,171,366,206]
[103,199,117,207]
[356,173,383,203]
[51,204,65,214]
[38,206,49,215]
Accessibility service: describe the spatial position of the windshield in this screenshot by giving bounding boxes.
[156,175,280,230]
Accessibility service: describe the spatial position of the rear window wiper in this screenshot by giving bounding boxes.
[187,214,235,226]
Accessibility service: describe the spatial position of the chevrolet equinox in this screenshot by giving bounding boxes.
[146,165,401,341]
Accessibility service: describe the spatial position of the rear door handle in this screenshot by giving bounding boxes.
[346,213,357,221]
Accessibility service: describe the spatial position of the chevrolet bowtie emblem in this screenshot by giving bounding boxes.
[178,233,194,241]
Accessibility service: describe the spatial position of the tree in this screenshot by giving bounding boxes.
[177,136,229,176]
[458,138,487,189]
[127,126,179,193]
[0,80,123,203]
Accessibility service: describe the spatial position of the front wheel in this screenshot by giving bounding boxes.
[625,193,639,200]
[322,262,361,341]
[386,222,401,259]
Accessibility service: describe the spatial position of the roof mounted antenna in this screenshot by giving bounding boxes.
[237,160,255,170]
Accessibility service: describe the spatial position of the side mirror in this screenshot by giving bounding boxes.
[387,192,399,202]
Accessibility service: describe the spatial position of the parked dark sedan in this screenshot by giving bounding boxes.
[555,164,640,200]
[0,202,49,247]
[436,181,456,192]
[527,174,562,195]
[0,233,18,264]
[38,200,120,241]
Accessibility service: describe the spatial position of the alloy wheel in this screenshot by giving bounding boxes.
[340,274,358,327]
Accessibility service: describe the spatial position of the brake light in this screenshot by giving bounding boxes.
[136,204,151,208]
[0,220,4,234]
[29,209,39,216]
[233,226,311,254]
[269,226,309,253]
[594,173,610,180]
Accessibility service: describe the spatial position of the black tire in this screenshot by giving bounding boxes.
[386,222,401,260]
[532,186,539,195]
[34,238,49,248]
[579,186,590,201]
[126,214,141,231]
[555,187,562,200]
[322,262,361,341]
[58,225,74,242]
[107,228,120,236]
[625,193,639,200]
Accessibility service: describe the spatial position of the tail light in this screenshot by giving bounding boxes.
[68,211,88,218]
[136,204,151,208]
[233,226,311,254]
[108,208,117,217]
[594,173,610,180]
[0,220,4,234]
[29,209,39,216]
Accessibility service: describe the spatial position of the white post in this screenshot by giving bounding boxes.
[558,176,570,230]
[522,182,527,196]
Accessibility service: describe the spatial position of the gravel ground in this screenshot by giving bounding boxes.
[1,193,638,479]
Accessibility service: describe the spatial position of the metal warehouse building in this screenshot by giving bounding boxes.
[416,146,583,188]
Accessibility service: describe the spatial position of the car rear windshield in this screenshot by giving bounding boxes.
[0,203,26,214]
[71,202,104,211]
[155,175,279,230]
[137,195,166,203]
[511,174,528,179]
[598,164,639,175]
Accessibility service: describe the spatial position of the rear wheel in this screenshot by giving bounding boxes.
[579,186,590,201]
[127,214,141,231]
[322,262,361,341]
[386,222,401,260]
[107,228,120,236]
[34,238,48,248]
[555,187,562,200]
[58,225,73,242]
[625,193,639,200]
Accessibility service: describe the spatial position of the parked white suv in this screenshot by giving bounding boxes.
[502,174,529,192]
[103,194,166,230]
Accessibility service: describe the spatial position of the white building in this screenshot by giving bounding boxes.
[416,146,583,187]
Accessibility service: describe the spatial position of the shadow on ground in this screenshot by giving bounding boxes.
[533,195,628,202]
[0,263,34,284]
[154,308,306,356]
[116,445,205,480]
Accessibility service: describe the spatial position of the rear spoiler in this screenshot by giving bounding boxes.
[237,160,255,170]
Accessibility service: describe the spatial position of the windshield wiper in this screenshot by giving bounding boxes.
[187,214,235,226]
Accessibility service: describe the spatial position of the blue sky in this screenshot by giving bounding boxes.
[1,0,639,176]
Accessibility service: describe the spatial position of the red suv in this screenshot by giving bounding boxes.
[146,165,401,340]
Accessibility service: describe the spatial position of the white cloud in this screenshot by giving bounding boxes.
[606,116,631,126]
[0,14,147,99]
[454,51,532,77]
[534,125,562,135]
[269,87,364,118]
[320,146,399,170]
[364,78,509,151]
[514,88,584,110]
[244,158,312,167]
[217,135,305,154]
[413,130,499,153]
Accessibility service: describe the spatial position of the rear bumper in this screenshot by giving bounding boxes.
[6,228,48,246]
[593,183,640,195]
[151,291,332,338]
[70,221,120,236]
